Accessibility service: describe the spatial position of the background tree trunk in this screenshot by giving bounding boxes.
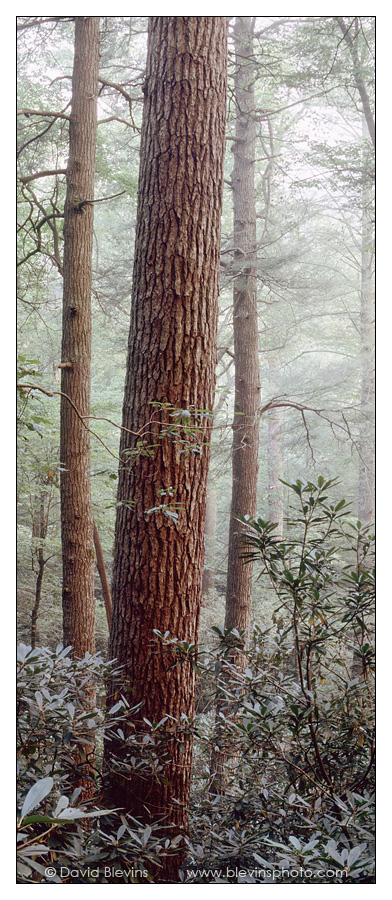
[358,121,374,524]
[60,17,100,657]
[31,488,52,649]
[202,488,217,601]
[267,355,284,536]
[210,15,261,794]
[335,17,375,147]
[224,16,261,635]
[93,520,112,630]
[105,16,227,878]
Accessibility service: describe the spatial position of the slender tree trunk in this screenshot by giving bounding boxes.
[93,520,112,630]
[105,17,227,881]
[267,356,284,536]
[31,489,51,649]
[358,224,374,524]
[358,123,374,524]
[60,17,99,657]
[210,15,261,794]
[224,16,261,635]
[335,17,375,147]
[333,22,374,523]
[31,549,45,651]
[202,488,217,601]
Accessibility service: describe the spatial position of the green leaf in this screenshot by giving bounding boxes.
[253,852,271,868]
[18,844,50,857]
[348,844,367,867]
[20,776,53,819]
[289,835,301,850]
[16,861,32,878]
[54,795,69,817]
[56,806,117,820]
[142,825,152,846]
[108,700,125,714]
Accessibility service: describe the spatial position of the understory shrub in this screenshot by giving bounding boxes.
[184,477,375,883]
[17,478,375,884]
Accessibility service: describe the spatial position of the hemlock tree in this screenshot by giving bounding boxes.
[267,354,284,536]
[210,15,261,794]
[334,17,375,522]
[334,18,374,523]
[224,17,261,637]
[105,16,228,875]
[358,166,374,524]
[335,16,375,148]
[60,17,100,656]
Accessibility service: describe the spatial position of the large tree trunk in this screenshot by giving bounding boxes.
[210,15,261,794]
[105,17,227,881]
[60,17,99,658]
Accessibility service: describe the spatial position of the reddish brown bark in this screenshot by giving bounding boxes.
[105,17,228,877]
[60,17,99,657]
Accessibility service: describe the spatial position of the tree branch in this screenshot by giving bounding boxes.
[17,16,75,31]
[19,169,67,185]
[335,16,375,146]
[18,108,71,121]
[75,190,126,211]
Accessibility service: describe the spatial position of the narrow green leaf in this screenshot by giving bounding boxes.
[289,835,301,850]
[21,776,53,820]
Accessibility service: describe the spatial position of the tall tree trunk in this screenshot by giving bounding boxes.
[210,15,261,794]
[224,16,261,635]
[335,17,375,147]
[105,17,227,881]
[358,123,374,524]
[333,22,374,522]
[60,17,99,658]
[267,356,284,536]
[202,488,217,601]
[31,488,51,649]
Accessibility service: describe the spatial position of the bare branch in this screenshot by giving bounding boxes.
[18,108,71,121]
[335,16,375,146]
[17,16,74,31]
[76,190,126,211]
[19,169,67,185]
[98,115,138,129]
